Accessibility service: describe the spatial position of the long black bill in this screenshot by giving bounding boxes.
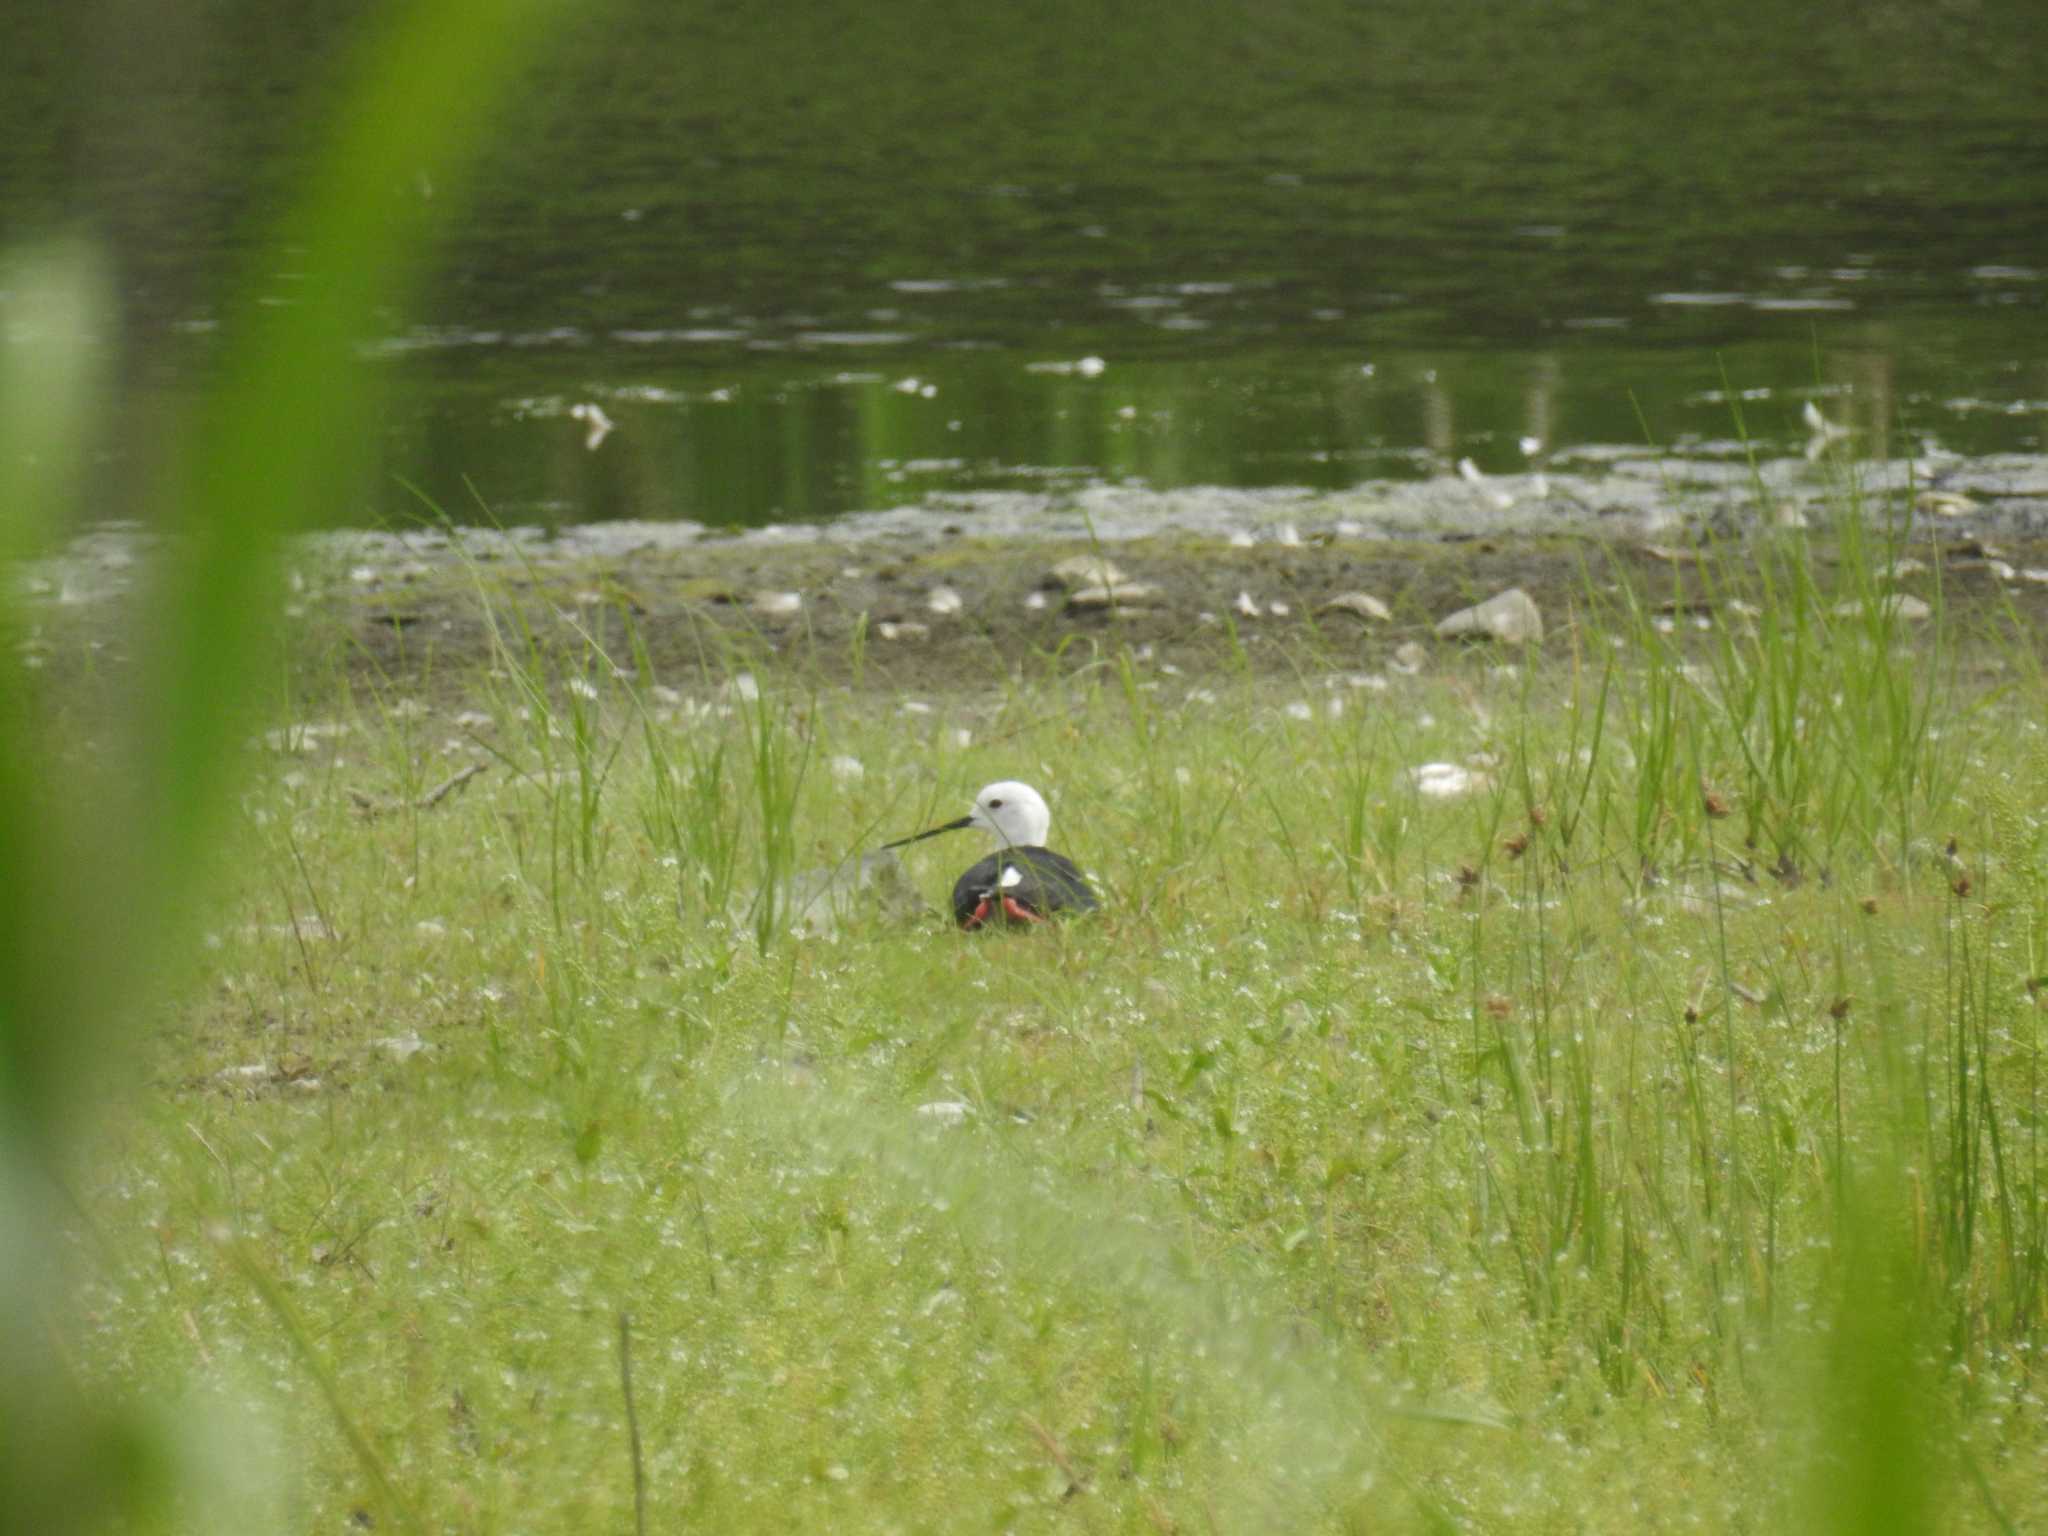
[880,814,974,850]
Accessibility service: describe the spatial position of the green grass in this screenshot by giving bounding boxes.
[49,552,2048,1532]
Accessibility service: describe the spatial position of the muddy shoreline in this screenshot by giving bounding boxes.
[19,452,2048,697]
[363,528,2048,691]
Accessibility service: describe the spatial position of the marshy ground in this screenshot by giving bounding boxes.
[38,512,2048,1532]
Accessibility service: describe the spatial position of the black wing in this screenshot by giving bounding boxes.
[951,846,1100,928]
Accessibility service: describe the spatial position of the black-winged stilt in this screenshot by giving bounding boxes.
[882,780,1100,929]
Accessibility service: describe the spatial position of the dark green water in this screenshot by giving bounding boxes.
[7,0,2047,530]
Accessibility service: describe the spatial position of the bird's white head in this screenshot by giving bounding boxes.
[968,780,1051,848]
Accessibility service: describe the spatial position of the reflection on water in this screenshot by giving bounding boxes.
[367,334,2044,530]
[7,0,2046,529]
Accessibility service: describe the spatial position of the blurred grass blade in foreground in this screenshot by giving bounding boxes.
[0,1,567,1529]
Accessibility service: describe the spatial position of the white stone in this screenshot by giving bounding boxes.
[1069,582,1160,609]
[1457,457,1514,509]
[1320,591,1392,623]
[1049,555,1128,589]
[1917,490,1976,518]
[1408,762,1480,799]
[1434,587,1544,645]
[1835,594,1932,622]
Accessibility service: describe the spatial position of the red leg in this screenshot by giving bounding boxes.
[961,897,993,930]
[1000,895,1046,924]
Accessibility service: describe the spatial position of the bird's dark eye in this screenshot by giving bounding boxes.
[989,798,1004,808]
